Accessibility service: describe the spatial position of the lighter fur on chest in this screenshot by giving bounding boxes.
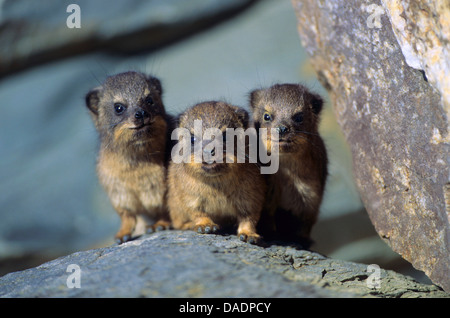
[185,173,240,218]
[276,158,319,214]
[98,154,166,213]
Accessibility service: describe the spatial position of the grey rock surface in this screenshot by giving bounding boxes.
[0,231,447,298]
[291,0,449,291]
[381,0,450,123]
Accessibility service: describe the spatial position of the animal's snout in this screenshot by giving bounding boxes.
[276,125,289,136]
[134,109,148,119]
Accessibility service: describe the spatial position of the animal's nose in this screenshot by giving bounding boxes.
[135,109,148,119]
[276,125,289,136]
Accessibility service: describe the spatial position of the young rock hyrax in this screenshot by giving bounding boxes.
[85,71,173,243]
[168,101,266,244]
[250,84,328,247]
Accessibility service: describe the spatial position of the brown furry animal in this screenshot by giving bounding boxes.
[85,71,173,243]
[250,84,328,248]
[167,101,266,244]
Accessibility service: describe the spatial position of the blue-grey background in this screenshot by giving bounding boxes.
[0,0,428,282]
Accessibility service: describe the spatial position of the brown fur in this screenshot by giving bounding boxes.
[167,101,266,244]
[249,84,328,247]
[85,71,173,243]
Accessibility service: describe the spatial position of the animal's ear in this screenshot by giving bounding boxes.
[147,75,163,96]
[310,93,324,115]
[249,89,264,109]
[85,87,101,116]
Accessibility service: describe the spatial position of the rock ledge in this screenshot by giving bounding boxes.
[0,231,447,298]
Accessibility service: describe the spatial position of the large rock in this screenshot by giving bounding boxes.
[291,0,449,291]
[0,231,447,298]
[381,0,450,123]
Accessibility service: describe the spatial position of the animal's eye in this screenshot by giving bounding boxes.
[191,135,196,145]
[292,112,304,123]
[263,112,272,122]
[145,96,154,106]
[114,103,126,115]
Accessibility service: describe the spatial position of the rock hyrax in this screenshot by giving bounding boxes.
[85,71,173,243]
[250,84,328,247]
[168,101,266,244]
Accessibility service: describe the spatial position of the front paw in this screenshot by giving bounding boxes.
[195,223,219,234]
[115,233,133,244]
[238,233,261,245]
